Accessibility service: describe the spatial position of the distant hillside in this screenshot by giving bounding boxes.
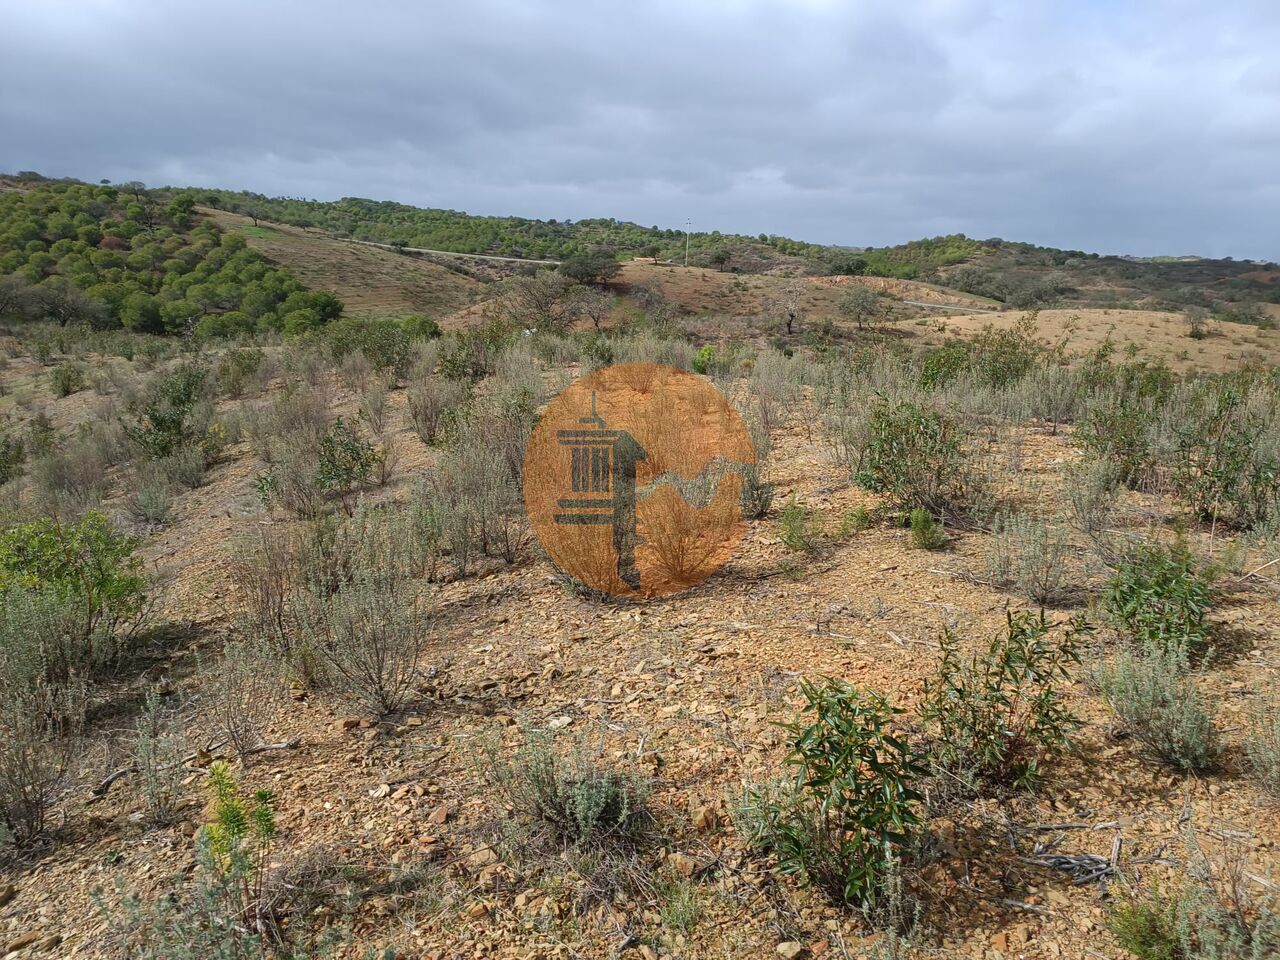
[191,187,1278,317]
[0,175,343,336]
[6,173,1276,328]
[194,188,816,274]
[935,239,1280,317]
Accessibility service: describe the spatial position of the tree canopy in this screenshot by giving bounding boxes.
[0,179,344,336]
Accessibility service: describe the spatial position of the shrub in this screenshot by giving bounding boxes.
[202,639,283,759]
[407,375,470,445]
[1245,692,1280,799]
[160,442,210,490]
[51,362,85,397]
[128,365,210,460]
[1103,542,1212,655]
[1095,641,1222,772]
[920,611,1083,790]
[216,347,266,398]
[856,398,975,516]
[106,761,333,958]
[1107,827,1280,960]
[1169,382,1280,529]
[401,313,442,340]
[28,439,110,514]
[358,377,389,436]
[133,690,184,825]
[777,497,819,553]
[908,508,946,550]
[0,512,147,675]
[323,317,413,378]
[0,680,82,848]
[294,576,429,715]
[125,471,173,527]
[1064,457,1121,548]
[692,344,715,375]
[738,462,774,519]
[0,432,25,485]
[1109,891,1180,960]
[428,427,526,574]
[986,514,1073,604]
[315,418,375,514]
[738,680,923,911]
[1077,400,1156,490]
[479,727,650,847]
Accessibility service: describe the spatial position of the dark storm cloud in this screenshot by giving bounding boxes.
[2,0,1277,258]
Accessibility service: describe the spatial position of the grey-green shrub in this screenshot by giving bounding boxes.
[407,374,470,445]
[987,514,1073,604]
[201,639,283,759]
[478,727,650,846]
[1245,692,1280,799]
[133,690,184,825]
[1095,642,1221,772]
[294,575,429,715]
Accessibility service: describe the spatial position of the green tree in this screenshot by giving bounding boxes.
[837,284,884,331]
[560,248,620,285]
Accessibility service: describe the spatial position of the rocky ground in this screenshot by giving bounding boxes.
[1,344,1278,960]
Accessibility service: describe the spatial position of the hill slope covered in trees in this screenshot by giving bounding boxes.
[0,177,343,337]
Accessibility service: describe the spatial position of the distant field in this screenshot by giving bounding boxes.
[200,207,485,318]
[928,307,1280,374]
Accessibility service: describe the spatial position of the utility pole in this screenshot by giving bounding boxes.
[684,219,691,268]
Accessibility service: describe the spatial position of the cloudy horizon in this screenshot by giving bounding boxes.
[3,0,1277,260]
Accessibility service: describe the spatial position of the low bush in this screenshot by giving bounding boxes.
[479,727,650,847]
[51,362,85,397]
[1095,641,1221,772]
[127,365,210,460]
[1168,381,1280,529]
[407,374,470,445]
[0,432,25,485]
[1077,399,1157,490]
[986,514,1073,604]
[1245,692,1280,799]
[908,508,946,550]
[133,690,184,826]
[106,762,352,958]
[738,679,923,913]
[1108,826,1280,960]
[216,347,267,399]
[1103,542,1213,655]
[323,317,413,379]
[201,639,284,759]
[920,611,1083,790]
[294,576,429,715]
[315,418,375,514]
[777,497,820,553]
[125,470,173,527]
[0,511,147,677]
[0,680,82,848]
[855,397,977,516]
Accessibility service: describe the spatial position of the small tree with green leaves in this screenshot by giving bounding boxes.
[920,611,1084,790]
[838,285,885,331]
[315,419,375,515]
[1103,542,1212,656]
[739,680,924,912]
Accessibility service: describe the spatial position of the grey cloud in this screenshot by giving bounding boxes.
[2,0,1277,258]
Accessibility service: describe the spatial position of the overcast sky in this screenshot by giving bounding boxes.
[3,1,1278,259]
